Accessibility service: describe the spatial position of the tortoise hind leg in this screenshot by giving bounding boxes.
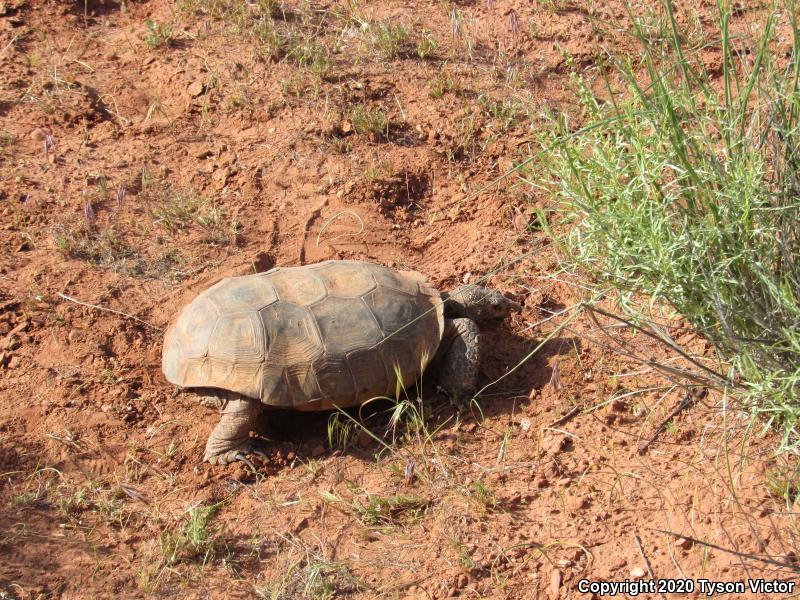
[203,392,265,466]
[436,318,481,400]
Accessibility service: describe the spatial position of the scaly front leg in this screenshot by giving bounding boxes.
[204,393,266,467]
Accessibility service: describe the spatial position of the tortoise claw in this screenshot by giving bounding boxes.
[205,443,266,469]
[234,452,257,472]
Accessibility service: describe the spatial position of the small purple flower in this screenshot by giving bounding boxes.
[450,8,462,40]
[404,460,415,486]
[116,185,126,209]
[550,358,561,390]
[84,201,96,223]
[508,10,519,35]
[44,133,55,155]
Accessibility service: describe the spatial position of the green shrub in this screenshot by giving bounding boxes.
[536,1,800,446]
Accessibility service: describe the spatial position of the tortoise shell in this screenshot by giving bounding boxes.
[162,260,445,410]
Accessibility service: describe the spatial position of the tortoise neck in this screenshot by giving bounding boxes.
[440,290,466,319]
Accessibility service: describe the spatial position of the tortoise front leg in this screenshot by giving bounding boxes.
[204,393,265,466]
[436,318,481,400]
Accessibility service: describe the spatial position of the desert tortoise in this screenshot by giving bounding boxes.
[162,260,520,465]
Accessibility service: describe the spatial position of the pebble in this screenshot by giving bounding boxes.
[610,398,627,412]
[630,567,646,578]
[675,536,693,550]
[569,495,590,511]
[187,80,205,97]
[549,569,562,598]
[311,444,325,457]
[212,168,229,189]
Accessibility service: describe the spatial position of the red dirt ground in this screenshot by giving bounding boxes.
[1,0,798,597]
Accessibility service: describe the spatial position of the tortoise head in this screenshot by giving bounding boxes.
[443,285,522,322]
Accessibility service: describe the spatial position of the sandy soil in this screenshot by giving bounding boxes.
[1,0,798,597]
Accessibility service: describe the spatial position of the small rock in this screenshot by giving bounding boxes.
[187,80,205,97]
[569,495,590,512]
[212,168,229,189]
[68,329,82,343]
[7,355,21,369]
[231,462,251,482]
[30,128,48,141]
[610,398,627,412]
[541,435,566,456]
[610,557,627,570]
[549,569,562,598]
[513,211,529,233]
[291,516,308,533]
[518,417,531,431]
[630,567,646,578]
[311,444,326,457]
[100,403,113,413]
[8,321,28,336]
[675,536,693,550]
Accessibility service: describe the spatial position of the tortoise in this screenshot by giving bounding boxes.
[162,260,521,466]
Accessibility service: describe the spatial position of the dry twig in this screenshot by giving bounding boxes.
[57,293,163,332]
[634,533,667,600]
[637,388,706,455]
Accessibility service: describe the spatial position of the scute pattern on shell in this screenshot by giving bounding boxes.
[162,261,445,409]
